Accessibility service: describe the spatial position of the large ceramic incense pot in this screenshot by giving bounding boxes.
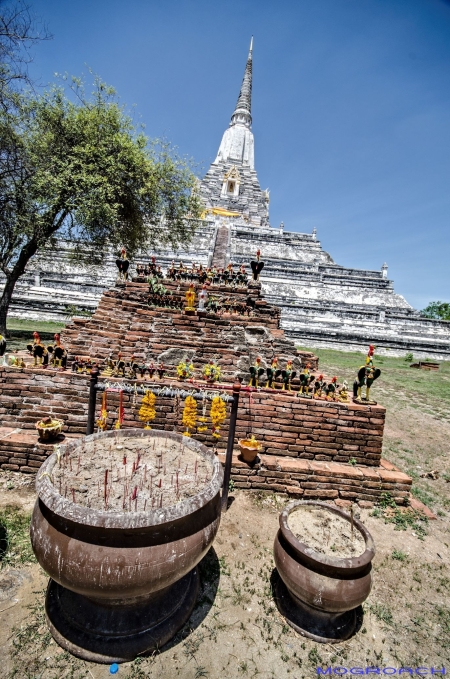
[30,428,223,663]
[273,500,375,643]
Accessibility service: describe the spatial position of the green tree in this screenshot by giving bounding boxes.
[0,77,203,334]
[420,301,450,321]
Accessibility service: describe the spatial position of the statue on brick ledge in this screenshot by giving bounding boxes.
[249,357,265,387]
[298,363,315,398]
[250,249,264,281]
[280,360,296,391]
[353,345,381,405]
[185,283,196,314]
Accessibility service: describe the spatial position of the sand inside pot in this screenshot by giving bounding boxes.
[287,505,366,558]
[50,435,213,512]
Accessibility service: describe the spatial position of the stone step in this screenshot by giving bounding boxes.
[218,452,412,504]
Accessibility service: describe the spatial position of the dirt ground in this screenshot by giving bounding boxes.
[0,478,449,679]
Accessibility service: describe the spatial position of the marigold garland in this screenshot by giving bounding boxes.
[210,396,226,439]
[114,390,124,429]
[139,390,156,429]
[96,391,108,431]
[182,395,197,436]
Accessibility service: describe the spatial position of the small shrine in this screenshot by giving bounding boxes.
[0,249,411,506]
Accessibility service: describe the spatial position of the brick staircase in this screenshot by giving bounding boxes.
[211,225,229,269]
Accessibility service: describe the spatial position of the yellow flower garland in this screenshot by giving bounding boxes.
[139,391,156,429]
[182,395,197,436]
[96,391,108,431]
[210,396,226,439]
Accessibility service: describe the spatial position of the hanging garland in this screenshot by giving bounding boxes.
[96,391,108,431]
[139,390,157,429]
[210,396,226,439]
[197,396,208,432]
[182,395,197,436]
[114,391,124,429]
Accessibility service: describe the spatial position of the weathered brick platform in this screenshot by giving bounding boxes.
[0,277,412,503]
[61,279,319,378]
[0,365,410,503]
[218,453,411,505]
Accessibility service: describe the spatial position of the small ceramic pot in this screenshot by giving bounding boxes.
[238,439,262,463]
[35,419,63,440]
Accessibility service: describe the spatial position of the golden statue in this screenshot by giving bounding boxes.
[185,283,196,312]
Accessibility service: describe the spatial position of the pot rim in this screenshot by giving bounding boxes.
[279,500,375,571]
[238,439,262,450]
[36,428,223,530]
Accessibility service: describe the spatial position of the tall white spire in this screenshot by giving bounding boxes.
[214,38,255,168]
[231,36,253,127]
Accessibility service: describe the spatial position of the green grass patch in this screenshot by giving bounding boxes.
[367,602,394,626]
[0,506,36,568]
[411,485,436,508]
[6,318,64,333]
[391,549,408,562]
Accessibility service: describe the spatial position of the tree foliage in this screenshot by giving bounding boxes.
[0,76,203,333]
[420,301,450,321]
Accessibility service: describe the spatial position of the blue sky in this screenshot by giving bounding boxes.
[27,0,450,310]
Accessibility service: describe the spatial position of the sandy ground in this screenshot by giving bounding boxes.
[0,478,449,679]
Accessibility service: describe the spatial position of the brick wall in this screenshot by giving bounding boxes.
[0,366,384,469]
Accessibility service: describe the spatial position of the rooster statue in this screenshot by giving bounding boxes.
[326,376,339,401]
[27,332,48,367]
[281,360,296,391]
[313,374,326,398]
[298,363,315,397]
[250,249,264,281]
[47,333,67,370]
[353,346,381,404]
[249,357,265,387]
[116,248,130,281]
[266,357,279,389]
[0,333,6,366]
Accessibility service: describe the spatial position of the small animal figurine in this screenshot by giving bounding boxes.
[298,363,315,397]
[237,264,248,287]
[353,347,381,404]
[313,374,326,398]
[0,333,6,366]
[338,380,350,403]
[114,352,125,377]
[27,331,48,367]
[250,249,264,281]
[48,333,67,370]
[266,357,279,389]
[116,248,130,281]
[249,357,265,387]
[326,376,339,401]
[281,360,296,391]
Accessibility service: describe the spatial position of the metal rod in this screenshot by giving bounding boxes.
[94,381,234,402]
[86,367,99,435]
[221,380,241,512]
